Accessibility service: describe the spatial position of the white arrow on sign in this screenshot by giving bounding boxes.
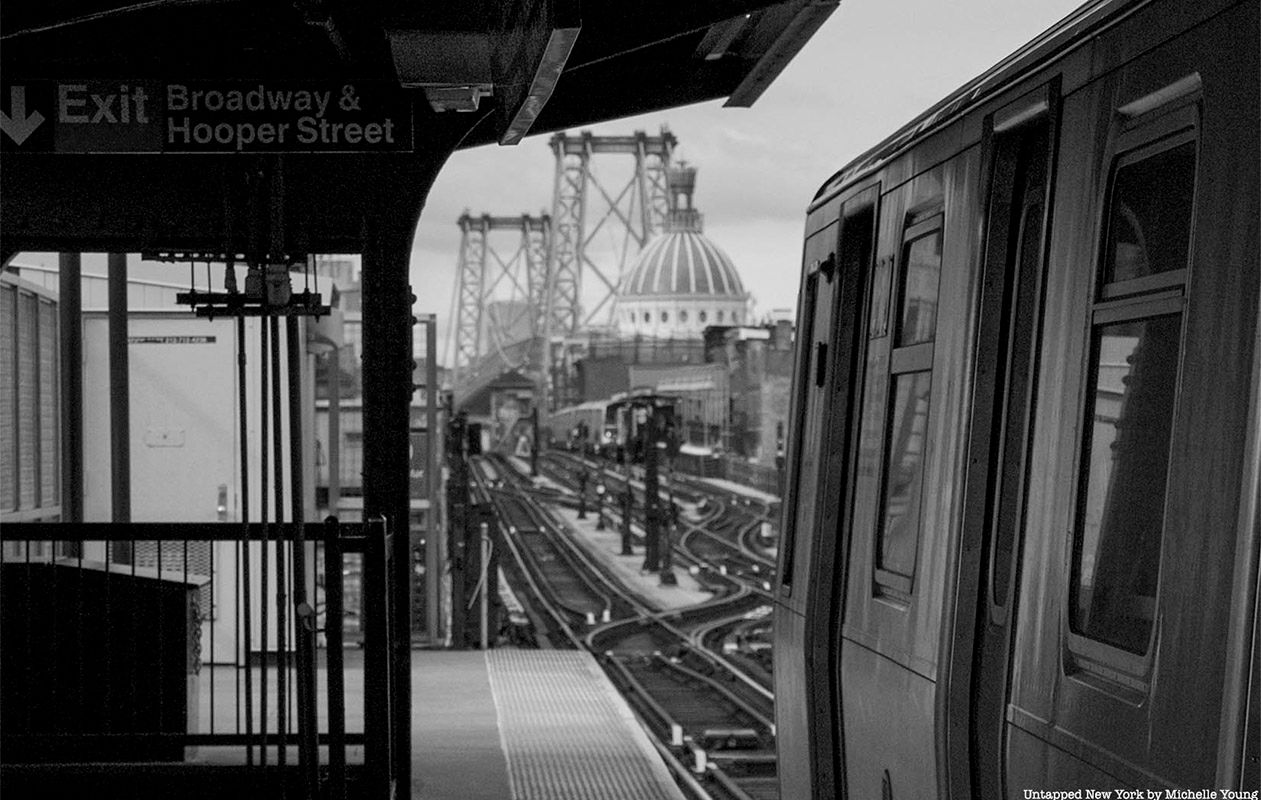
[1,86,46,145]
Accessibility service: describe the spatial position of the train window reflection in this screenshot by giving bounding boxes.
[877,370,932,580]
[1071,313,1181,654]
[897,232,941,347]
[1103,140,1196,285]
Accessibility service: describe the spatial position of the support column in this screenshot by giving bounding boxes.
[59,253,82,523]
[361,218,415,793]
[328,347,341,516]
[424,315,440,641]
[287,315,319,795]
[108,254,131,532]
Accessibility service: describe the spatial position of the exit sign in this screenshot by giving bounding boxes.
[1,80,415,153]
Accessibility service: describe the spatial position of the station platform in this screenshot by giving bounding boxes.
[193,647,687,799]
[413,648,685,800]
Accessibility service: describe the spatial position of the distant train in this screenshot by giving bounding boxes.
[546,391,680,464]
[773,0,1259,797]
[545,399,613,454]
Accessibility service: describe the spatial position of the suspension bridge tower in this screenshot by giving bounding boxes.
[545,128,677,408]
[448,213,552,394]
[448,129,678,409]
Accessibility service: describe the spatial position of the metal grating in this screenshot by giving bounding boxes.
[486,649,684,800]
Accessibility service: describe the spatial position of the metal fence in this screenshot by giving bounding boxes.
[0,518,399,799]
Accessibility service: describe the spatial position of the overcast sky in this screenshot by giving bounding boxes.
[411,0,1085,364]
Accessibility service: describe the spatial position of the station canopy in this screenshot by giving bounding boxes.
[1,0,835,258]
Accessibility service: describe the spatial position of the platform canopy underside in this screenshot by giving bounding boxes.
[1,0,834,258]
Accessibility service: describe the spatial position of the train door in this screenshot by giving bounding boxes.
[774,206,841,800]
[774,184,878,800]
[816,189,878,797]
[944,83,1056,800]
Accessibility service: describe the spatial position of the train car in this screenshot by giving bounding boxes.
[544,399,610,453]
[605,390,679,464]
[773,0,1259,797]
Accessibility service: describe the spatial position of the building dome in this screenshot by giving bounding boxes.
[620,230,745,298]
[615,165,750,339]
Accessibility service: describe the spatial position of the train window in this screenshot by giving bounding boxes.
[876,369,932,582]
[896,231,942,347]
[1070,118,1196,658]
[873,213,943,595]
[1071,311,1182,653]
[1102,140,1196,288]
[699,311,707,323]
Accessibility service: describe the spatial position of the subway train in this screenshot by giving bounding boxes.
[546,399,614,453]
[548,391,680,462]
[772,0,1259,797]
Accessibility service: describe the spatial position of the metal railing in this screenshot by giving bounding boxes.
[0,517,400,799]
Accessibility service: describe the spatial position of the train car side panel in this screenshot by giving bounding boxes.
[779,2,1259,797]
[1008,3,1260,789]
[839,641,939,799]
[772,603,813,798]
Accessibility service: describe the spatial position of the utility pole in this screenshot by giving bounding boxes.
[659,473,677,586]
[576,469,589,519]
[595,481,607,530]
[446,411,470,648]
[620,488,634,556]
[530,406,539,477]
[641,404,660,573]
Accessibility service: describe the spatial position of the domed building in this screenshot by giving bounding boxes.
[615,166,750,339]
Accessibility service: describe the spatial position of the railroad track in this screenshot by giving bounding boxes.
[484,452,783,799]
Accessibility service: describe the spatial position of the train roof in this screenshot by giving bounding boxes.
[606,392,679,409]
[811,0,1149,205]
